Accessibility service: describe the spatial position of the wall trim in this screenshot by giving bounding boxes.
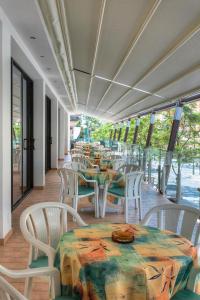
[33,186,45,190]
[0,229,13,246]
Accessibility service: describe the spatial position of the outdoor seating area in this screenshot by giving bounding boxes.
[0,142,200,299]
[0,0,200,299]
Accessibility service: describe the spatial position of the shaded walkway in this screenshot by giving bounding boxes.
[0,169,169,299]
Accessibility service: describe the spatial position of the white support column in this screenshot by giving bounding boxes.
[51,99,58,169]
[65,112,70,154]
[33,79,45,188]
[58,107,65,160]
[0,21,12,239]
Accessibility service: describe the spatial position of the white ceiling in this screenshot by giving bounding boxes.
[0,0,72,110]
[2,0,200,121]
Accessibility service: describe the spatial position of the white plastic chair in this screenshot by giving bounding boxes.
[102,171,143,222]
[141,203,200,245]
[0,266,59,300]
[20,202,87,297]
[71,148,82,155]
[118,164,140,174]
[72,154,99,170]
[71,161,86,171]
[58,168,99,217]
[110,154,122,160]
[112,159,125,171]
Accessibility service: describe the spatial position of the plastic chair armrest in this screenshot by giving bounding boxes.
[0,265,58,279]
[78,173,97,185]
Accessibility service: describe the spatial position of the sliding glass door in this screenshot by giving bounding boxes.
[11,61,33,208]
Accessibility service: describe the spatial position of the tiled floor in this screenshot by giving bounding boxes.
[0,168,169,300]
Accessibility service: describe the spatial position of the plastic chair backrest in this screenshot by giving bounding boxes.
[125,172,143,199]
[112,159,125,171]
[59,168,77,197]
[71,161,86,171]
[20,202,86,263]
[141,204,200,245]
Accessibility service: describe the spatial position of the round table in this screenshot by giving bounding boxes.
[80,168,124,216]
[55,223,197,300]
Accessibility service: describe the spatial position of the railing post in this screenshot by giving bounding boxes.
[148,153,152,184]
[158,149,162,191]
[176,153,182,203]
[160,103,183,194]
[161,165,166,196]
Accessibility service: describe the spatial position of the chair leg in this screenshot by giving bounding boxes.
[101,190,107,218]
[125,198,128,223]
[24,276,33,298]
[138,196,142,221]
[134,196,138,209]
[95,190,99,218]
[49,269,61,299]
[73,196,79,221]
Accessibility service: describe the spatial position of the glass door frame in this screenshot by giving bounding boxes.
[11,59,34,210]
[45,96,52,173]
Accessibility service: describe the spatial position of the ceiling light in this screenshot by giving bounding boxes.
[30,36,36,40]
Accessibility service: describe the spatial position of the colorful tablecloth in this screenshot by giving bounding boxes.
[80,168,123,186]
[55,223,197,300]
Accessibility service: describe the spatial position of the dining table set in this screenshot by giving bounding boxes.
[53,141,200,300]
[55,222,197,300]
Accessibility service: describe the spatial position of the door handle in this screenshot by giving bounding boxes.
[29,138,35,150]
[23,138,28,150]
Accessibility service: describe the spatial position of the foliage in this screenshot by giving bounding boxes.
[175,104,200,161]
[91,122,113,140]
[80,102,200,161]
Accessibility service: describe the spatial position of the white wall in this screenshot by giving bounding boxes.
[58,107,65,159]
[51,98,58,168]
[0,20,12,238]
[0,5,68,239]
[33,80,45,187]
[65,112,70,154]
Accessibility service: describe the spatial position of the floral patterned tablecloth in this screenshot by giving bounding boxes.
[80,168,123,186]
[55,223,197,300]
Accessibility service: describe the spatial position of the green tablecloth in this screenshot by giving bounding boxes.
[55,223,197,300]
[80,168,123,186]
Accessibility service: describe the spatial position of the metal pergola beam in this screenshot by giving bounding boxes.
[145,112,155,147]
[133,117,140,144]
[86,0,107,108]
[118,127,122,141]
[109,129,113,140]
[113,128,117,141]
[117,91,200,122]
[94,0,162,114]
[123,119,131,142]
[107,21,200,117]
[161,103,183,194]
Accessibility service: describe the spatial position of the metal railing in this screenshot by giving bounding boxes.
[107,140,200,208]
